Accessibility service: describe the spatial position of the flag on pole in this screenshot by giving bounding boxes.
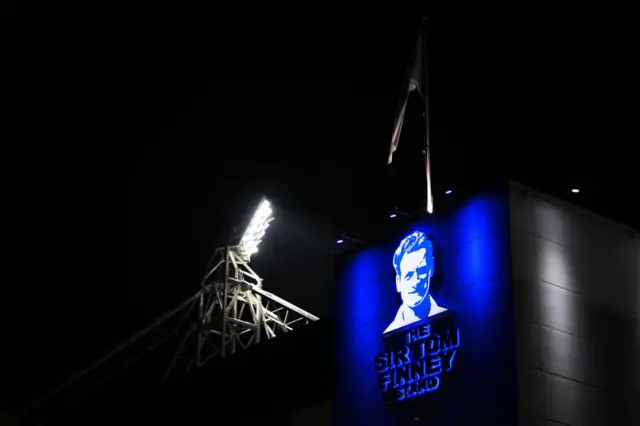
[387,23,434,214]
[387,27,425,165]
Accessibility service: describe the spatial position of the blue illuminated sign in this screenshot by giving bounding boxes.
[375,323,460,402]
[375,231,460,403]
[384,231,448,334]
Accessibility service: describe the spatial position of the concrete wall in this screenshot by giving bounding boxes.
[509,183,640,426]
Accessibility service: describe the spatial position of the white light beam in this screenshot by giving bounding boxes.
[239,198,274,262]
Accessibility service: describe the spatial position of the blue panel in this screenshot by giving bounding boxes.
[341,248,391,328]
[334,187,517,426]
[450,191,510,248]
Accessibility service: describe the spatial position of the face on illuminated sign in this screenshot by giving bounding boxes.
[384,231,447,334]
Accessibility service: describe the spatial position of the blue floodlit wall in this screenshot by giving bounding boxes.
[334,187,518,426]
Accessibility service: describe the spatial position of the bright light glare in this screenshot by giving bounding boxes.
[389,213,397,218]
[337,239,344,244]
[445,190,453,195]
[571,188,580,193]
[240,198,274,261]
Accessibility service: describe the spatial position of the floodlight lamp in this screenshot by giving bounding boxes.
[240,198,274,261]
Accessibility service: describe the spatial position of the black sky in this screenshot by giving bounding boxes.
[7,10,639,413]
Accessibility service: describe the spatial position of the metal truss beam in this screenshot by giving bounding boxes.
[24,245,318,421]
[163,245,319,380]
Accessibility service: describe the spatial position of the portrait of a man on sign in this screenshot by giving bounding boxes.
[383,231,447,334]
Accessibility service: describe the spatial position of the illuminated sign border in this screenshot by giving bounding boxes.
[373,230,461,403]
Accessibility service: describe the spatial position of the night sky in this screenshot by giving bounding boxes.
[7,10,638,415]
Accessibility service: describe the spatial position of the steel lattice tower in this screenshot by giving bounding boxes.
[163,244,319,380]
[22,197,319,423]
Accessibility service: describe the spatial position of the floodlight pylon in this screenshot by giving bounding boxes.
[164,235,318,380]
[22,198,320,421]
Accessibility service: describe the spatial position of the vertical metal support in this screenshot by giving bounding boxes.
[221,245,230,357]
[231,287,237,355]
[255,292,262,345]
[421,18,433,214]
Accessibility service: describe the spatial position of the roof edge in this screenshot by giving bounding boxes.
[508,180,639,237]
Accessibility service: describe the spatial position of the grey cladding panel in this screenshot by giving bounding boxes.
[533,199,572,247]
[538,281,590,339]
[534,237,578,293]
[510,188,534,233]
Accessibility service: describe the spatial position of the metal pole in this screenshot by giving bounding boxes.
[231,285,237,354]
[422,18,434,214]
[221,245,230,357]
[255,291,262,345]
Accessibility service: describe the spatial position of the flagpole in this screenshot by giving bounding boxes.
[422,18,434,214]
